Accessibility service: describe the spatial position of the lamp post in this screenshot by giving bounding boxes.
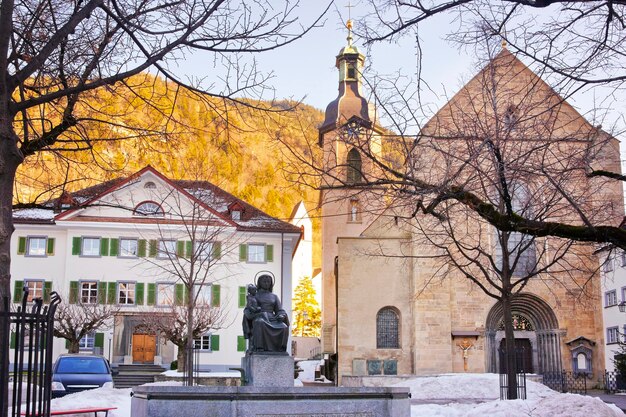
[619,302,626,313]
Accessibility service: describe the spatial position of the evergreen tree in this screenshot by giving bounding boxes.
[292,276,321,337]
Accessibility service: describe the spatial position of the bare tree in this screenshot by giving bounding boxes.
[133,175,240,383]
[53,302,118,354]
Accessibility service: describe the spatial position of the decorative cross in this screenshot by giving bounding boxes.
[345,0,354,21]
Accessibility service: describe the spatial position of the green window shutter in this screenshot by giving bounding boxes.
[97,282,107,304]
[237,335,246,352]
[136,283,145,305]
[44,282,52,303]
[176,241,185,257]
[185,241,193,258]
[17,237,26,255]
[94,333,104,348]
[238,286,246,308]
[239,244,247,262]
[266,245,274,262]
[211,284,221,307]
[46,238,55,256]
[175,284,184,306]
[147,283,156,306]
[148,240,157,257]
[100,238,109,256]
[69,281,79,304]
[210,334,220,352]
[212,242,222,260]
[11,333,16,349]
[109,239,119,256]
[13,281,23,303]
[107,282,116,304]
[138,239,147,257]
[72,237,81,255]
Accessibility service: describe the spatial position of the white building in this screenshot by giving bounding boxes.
[10,166,301,370]
[599,247,626,371]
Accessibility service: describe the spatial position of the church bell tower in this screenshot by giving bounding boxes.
[318,19,383,362]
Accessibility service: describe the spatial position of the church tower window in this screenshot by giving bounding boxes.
[377,307,400,349]
[346,148,362,184]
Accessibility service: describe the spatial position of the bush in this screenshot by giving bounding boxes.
[170,360,178,370]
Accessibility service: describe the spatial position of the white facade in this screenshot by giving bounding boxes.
[10,167,301,371]
[289,202,321,305]
[600,249,626,371]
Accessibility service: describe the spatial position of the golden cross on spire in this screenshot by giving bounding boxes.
[345,0,354,46]
[346,0,354,21]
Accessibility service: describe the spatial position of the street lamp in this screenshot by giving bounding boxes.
[619,302,626,313]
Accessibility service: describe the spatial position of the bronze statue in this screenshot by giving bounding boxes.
[243,274,289,352]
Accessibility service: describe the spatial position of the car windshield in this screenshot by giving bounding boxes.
[56,357,108,374]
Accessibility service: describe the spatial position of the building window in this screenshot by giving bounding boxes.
[80,281,98,304]
[605,290,618,307]
[194,284,212,306]
[231,210,241,220]
[118,282,136,305]
[346,148,362,184]
[248,244,266,263]
[607,327,619,344]
[348,199,361,222]
[26,237,47,257]
[134,201,164,217]
[144,181,156,189]
[24,280,44,302]
[119,238,138,257]
[376,307,400,349]
[81,238,101,257]
[622,252,626,267]
[157,283,174,306]
[79,332,95,350]
[193,333,212,351]
[194,241,214,260]
[158,240,176,259]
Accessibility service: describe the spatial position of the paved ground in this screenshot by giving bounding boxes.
[587,390,626,413]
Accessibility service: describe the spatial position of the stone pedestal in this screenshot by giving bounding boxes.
[243,353,293,387]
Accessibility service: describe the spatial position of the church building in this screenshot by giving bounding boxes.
[319,25,623,384]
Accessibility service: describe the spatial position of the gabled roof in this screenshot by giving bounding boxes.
[13,166,301,235]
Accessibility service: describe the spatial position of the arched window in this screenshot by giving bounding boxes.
[133,201,164,217]
[346,148,362,184]
[144,181,156,189]
[376,307,400,349]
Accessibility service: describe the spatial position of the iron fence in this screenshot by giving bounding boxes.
[542,371,589,394]
[603,370,626,394]
[498,347,528,400]
[1,287,60,417]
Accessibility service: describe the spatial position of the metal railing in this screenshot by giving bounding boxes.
[542,371,589,394]
[1,287,60,417]
[497,347,527,400]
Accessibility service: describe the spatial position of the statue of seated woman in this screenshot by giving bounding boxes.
[243,274,289,353]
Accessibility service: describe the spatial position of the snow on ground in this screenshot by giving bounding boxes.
[42,373,623,417]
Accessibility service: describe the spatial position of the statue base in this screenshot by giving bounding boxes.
[242,352,293,387]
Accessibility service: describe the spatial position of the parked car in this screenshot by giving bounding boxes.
[51,354,115,397]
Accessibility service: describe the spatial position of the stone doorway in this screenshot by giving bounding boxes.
[485,293,562,374]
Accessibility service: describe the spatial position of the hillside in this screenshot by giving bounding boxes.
[14,74,323,265]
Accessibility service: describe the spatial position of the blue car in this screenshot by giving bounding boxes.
[51,354,114,397]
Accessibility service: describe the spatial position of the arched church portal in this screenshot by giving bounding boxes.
[485,294,562,374]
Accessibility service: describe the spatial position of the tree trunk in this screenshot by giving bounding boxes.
[185,286,194,386]
[501,294,518,400]
[176,346,186,373]
[0,127,23,417]
[67,339,80,354]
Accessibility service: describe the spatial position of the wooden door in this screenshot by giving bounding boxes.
[499,338,533,374]
[132,334,156,363]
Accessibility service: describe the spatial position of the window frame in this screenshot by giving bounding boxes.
[81,237,101,257]
[118,238,139,258]
[247,243,266,263]
[193,333,212,351]
[23,279,45,302]
[80,280,99,304]
[133,201,165,217]
[78,332,96,351]
[194,241,214,260]
[607,326,620,344]
[157,240,177,259]
[156,282,175,307]
[26,236,48,257]
[376,307,400,349]
[117,281,136,306]
[605,289,618,307]
[193,284,212,306]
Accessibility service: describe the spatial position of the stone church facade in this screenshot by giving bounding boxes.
[319,30,623,383]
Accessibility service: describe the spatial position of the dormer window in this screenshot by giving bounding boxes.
[144,181,156,189]
[228,202,245,221]
[134,201,164,217]
[231,210,241,220]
